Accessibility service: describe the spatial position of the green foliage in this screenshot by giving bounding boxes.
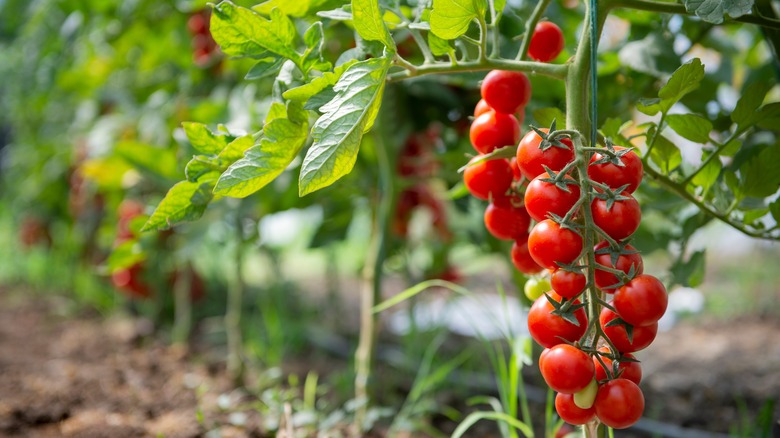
[684,0,754,24]
[430,0,487,40]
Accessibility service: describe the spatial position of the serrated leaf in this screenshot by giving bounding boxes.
[317,7,353,21]
[185,156,222,182]
[284,60,357,102]
[304,86,338,111]
[142,177,218,231]
[666,114,712,144]
[298,57,391,196]
[738,145,780,198]
[732,81,772,129]
[532,108,567,130]
[691,156,722,190]
[245,53,285,79]
[637,59,705,116]
[211,1,300,62]
[428,32,454,56]
[684,0,754,24]
[430,0,487,40]
[214,103,310,198]
[352,0,395,51]
[182,122,231,155]
[650,134,682,174]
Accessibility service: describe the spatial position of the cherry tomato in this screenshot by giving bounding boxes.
[525,277,551,301]
[594,379,645,429]
[516,129,575,181]
[528,21,565,62]
[588,146,643,194]
[600,308,657,353]
[527,292,587,348]
[111,263,152,299]
[484,200,531,241]
[551,269,587,299]
[540,344,595,393]
[474,98,491,118]
[591,194,641,241]
[509,157,523,180]
[614,274,668,327]
[555,393,595,425]
[511,237,544,275]
[593,346,642,385]
[470,111,521,154]
[187,12,209,35]
[593,241,644,291]
[480,70,531,114]
[524,175,581,222]
[463,157,513,201]
[539,347,551,369]
[528,219,583,270]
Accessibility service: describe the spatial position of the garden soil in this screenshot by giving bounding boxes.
[0,287,779,437]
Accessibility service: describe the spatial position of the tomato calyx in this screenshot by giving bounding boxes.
[530,121,574,152]
[602,313,636,343]
[588,140,636,167]
[544,292,588,326]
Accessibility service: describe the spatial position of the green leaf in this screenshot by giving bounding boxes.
[214,103,310,198]
[80,156,134,190]
[182,122,231,155]
[532,108,567,130]
[428,32,454,57]
[301,21,333,73]
[252,0,329,17]
[666,114,712,144]
[637,58,705,116]
[738,145,780,198]
[769,199,780,224]
[671,250,706,287]
[430,0,487,40]
[684,0,754,24]
[107,239,146,271]
[211,1,300,62]
[650,134,682,173]
[720,139,742,157]
[352,0,396,51]
[142,177,218,231]
[491,0,507,16]
[115,141,180,180]
[724,170,742,199]
[317,6,353,21]
[299,57,391,196]
[245,53,285,79]
[732,81,772,129]
[691,156,722,190]
[618,32,680,78]
[754,102,780,131]
[283,60,357,102]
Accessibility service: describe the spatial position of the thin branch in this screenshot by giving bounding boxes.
[516,0,554,61]
[607,0,780,30]
[388,58,569,82]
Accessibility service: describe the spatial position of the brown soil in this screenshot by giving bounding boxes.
[0,287,266,438]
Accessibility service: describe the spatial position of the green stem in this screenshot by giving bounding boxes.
[607,0,780,29]
[477,15,489,62]
[681,127,751,185]
[643,113,666,163]
[172,264,193,345]
[516,0,554,60]
[409,29,436,62]
[488,0,501,58]
[644,165,778,240]
[226,213,245,383]
[389,58,568,82]
[353,131,394,432]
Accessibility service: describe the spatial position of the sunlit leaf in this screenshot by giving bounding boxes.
[430,0,487,40]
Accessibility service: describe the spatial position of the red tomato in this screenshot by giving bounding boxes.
[516,129,575,181]
[509,157,523,180]
[588,146,644,194]
[594,379,645,429]
[19,216,52,248]
[469,111,521,154]
[484,201,531,241]
[539,347,551,369]
[524,175,581,222]
[474,99,491,118]
[593,346,642,385]
[527,219,583,270]
[528,22,565,62]
[480,70,531,114]
[614,274,668,327]
[551,269,587,299]
[112,263,152,299]
[117,199,145,243]
[591,194,641,241]
[510,237,544,275]
[555,393,596,426]
[540,344,595,393]
[593,241,644,291]
[463,157,513,201]
[600,308,657,353]
[187,12,209,35]
[527,292,587,348]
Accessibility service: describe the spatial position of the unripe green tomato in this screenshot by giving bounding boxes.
[574,378,598,409]
[524,277,551,301]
